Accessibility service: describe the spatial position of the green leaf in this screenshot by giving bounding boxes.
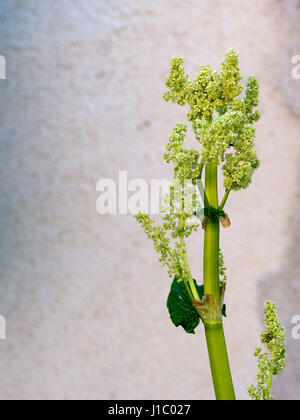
[167,277,204,334]
[167,278,227,334]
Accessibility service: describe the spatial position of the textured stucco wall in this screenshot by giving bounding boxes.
[0,0,299,400]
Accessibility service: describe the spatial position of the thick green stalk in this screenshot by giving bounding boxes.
[205,323,235,400]
[203,164,235,400]
[203,164,220,302]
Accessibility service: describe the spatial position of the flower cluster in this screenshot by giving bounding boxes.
[163,56,190,106]
[163,50,243,122]
[164,49,260,191]
[135,177,203,280]
[135,211,183,279]
[248,301,286,400]
[161,177,203,219]
[136,50,259,292]
[164,122,201,182]
[218,248,227,287]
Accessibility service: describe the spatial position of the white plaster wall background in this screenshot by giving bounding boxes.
[0,0,299,400]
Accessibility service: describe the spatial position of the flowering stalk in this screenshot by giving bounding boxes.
[248,301,286,400]
[135,50,285,400]
[202,164,235,400]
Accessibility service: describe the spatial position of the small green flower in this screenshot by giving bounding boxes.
[248,301,286,400]
[218,248,227,287]
[164,123,201,182]
[164,49,260,191]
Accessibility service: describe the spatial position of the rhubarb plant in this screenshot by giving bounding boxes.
[135,50,285,400]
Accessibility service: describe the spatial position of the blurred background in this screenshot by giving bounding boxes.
[0,0,299,400]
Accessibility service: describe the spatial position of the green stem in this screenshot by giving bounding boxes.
[182,275,194,302]
[264,353,275,400]
[180,233,201,302]
[203,165,220,303]
[205,323,236,400]
[203,164,235,400]
[219,189,230,211]
[159,233,194,301]
[199,159,205,179]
